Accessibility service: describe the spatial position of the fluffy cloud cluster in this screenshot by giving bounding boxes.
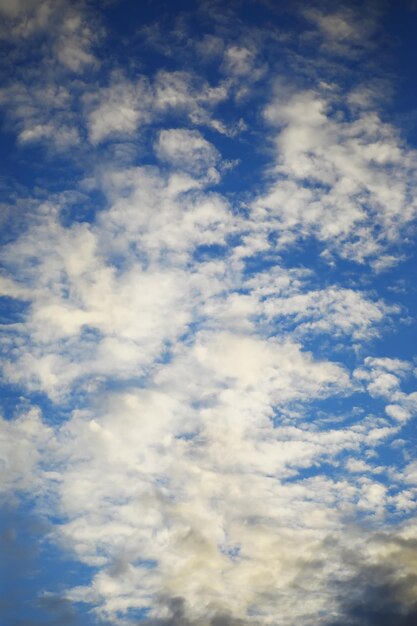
[255,87,417,267]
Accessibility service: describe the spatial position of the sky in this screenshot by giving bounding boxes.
[0,0,417,625]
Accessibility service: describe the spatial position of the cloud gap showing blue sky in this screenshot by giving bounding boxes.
[1,1,417,625]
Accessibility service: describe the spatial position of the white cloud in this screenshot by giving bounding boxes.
[154,70,230,133]
[302,6,379,57]
[84,69,235,146]
[86,75,153,144]
[0,81,80,150]
[4,359,387,624]
[54,11,97,72]
[1,161,402,622]
[255,87,417,265]
[95,165,235,264]
[260,286,396,340]
[155,128,220,178]
[0,0,52,38]
[222,45,255,77]
[0,0,98,71]
[0,407,53,494]
[354,357,417,424]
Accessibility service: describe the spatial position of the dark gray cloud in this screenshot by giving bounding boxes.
[330,580,417,626]
[329,534,417,626]
[138,597,249,626]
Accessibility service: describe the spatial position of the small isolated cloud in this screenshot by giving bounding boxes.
[155,129,220,179]
[303,6,380,57]
[223,45,255,77]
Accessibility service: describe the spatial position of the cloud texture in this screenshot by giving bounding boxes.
[1,1,417,625]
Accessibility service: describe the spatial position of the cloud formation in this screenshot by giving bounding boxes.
[1,1,417,626]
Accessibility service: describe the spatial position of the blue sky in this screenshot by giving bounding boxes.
[1,1,417,625]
